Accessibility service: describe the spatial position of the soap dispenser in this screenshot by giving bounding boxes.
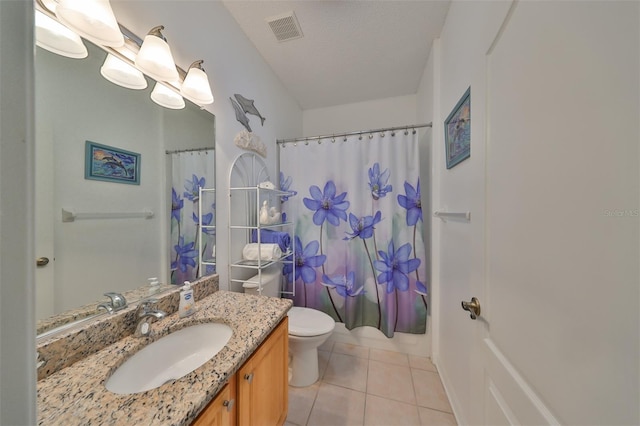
[148,277,160,295]
[179,281,195,318]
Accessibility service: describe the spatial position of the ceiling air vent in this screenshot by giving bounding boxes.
[266,12,303,42]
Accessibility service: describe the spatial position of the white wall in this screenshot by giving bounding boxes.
[0,2,37,424]
[302,94,432,357]
[303,94,416,137]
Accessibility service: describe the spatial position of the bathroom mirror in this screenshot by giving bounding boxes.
[35,38,216,336]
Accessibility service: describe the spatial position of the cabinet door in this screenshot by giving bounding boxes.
[238,317,288,426]
[192,375,237,426]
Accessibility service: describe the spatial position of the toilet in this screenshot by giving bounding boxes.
[243,268,335,387]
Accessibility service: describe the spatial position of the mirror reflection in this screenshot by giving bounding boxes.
[35,39,216,335]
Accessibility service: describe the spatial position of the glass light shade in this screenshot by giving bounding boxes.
[55,0,124,47]
[35,10,88,59]
[150,83,185,110]
[100,54,148,90]
[180,66,214,105]
[135,34,179,83]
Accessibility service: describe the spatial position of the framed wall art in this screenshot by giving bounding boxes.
[444,87,471,169]
[85,141,140,185]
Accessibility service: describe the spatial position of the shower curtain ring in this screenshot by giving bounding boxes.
[412,128,416,135]
[305,138,309,146]
[317,138,322,144]
[404,127,409,135]
[369,133,373,139]
[358,133,363,140]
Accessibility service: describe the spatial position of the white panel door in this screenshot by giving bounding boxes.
[480,1,639,425]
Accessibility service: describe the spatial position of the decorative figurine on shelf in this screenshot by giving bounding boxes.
[259,200,281,225]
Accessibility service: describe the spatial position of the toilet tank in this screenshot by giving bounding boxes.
[242,265,282,297]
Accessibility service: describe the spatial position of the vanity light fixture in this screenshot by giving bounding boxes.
[135,26,180,83]
[150,82,185,110]
[180,60,214,105]
[55,0,124,48]
[35,9,88,59]
[100,54,148,90]
[35,0,215,110]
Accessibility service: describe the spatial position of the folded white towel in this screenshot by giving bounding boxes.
[242,243,282,261]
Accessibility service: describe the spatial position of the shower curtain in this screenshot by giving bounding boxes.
[170,150,215,285]
[280,131,427,337]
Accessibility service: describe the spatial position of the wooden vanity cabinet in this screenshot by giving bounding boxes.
[192,375,237,426]
[192,317,288,426]
[238,316,288,426]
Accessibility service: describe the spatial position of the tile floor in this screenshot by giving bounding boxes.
[285,341,457,426]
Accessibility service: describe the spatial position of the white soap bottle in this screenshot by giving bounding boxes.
[179,281,195,318]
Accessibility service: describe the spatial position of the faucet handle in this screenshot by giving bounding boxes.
[137,298,159,315]
[103,292,127,311]
[97,303,114,314]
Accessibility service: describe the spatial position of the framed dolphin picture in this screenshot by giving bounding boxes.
[85,141,141,185]
[444,87,471,169]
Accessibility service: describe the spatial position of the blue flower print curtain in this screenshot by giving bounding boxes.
[280,132,427,338]
[170,151,215,285]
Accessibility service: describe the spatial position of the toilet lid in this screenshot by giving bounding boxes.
[287,307,335,337]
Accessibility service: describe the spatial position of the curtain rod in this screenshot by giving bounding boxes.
[165,147,215,155]
[276,122,432,145]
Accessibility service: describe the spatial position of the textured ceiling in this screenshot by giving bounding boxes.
[222,1,451,110]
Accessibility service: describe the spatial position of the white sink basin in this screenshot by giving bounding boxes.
[105,323,233,394]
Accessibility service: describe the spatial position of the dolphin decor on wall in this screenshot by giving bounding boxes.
[231,93,268,156]
[230,93,266,133]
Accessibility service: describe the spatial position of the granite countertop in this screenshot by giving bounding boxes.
[37,291,292,425]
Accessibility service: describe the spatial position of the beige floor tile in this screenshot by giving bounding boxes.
[318,350,330,379]
[409,356,437,372]
[333,342,370,359]
[307,383,366,426]
[364,394,421,426]
[286,382,320,426]
[370,348,410,367]
[318,339,335,352]
[418,407,457,425]
[412,369,452,413]
[323,352,369,392]
[367,359,416,405]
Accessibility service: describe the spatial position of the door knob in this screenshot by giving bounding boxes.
[36,257,50,267]
[461,297,481,320]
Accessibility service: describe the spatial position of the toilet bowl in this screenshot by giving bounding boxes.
[243,269,335,387]
[287,306,335,387]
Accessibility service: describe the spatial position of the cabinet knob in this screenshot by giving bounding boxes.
[244,372,254,383]
[223,399,235,412]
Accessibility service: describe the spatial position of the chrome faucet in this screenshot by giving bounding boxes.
[99,292,128,314]
[135,299,166,337]
[97,303,114,314]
